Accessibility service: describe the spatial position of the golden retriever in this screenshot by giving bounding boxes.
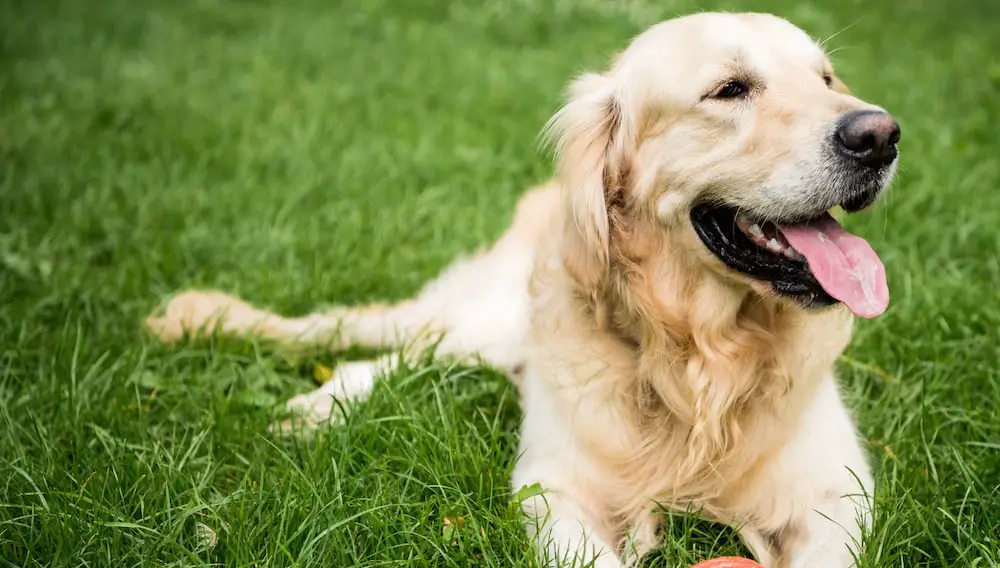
[146,12,900,568]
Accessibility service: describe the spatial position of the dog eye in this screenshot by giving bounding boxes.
[823,73,833,87]
[713,80,749,99]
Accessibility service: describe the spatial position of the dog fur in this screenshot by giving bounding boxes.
[146,12,897,568]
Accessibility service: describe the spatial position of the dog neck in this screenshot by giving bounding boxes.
[562,213,854,509]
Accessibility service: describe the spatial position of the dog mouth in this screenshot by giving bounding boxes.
[690,204,889,318]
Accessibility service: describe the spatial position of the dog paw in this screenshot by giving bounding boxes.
[270,390,345,436]
[145,289,246,342]
[270,360,382,435]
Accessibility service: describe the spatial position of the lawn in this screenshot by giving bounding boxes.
[1,0,999,566]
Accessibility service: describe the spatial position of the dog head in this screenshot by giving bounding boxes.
[548,12,899,319]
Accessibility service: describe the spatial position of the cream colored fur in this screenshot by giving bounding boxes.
[146,12,892,568]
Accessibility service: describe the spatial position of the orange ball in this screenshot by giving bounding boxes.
[690,557,765,568]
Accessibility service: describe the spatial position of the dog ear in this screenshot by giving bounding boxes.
[545,72,633,290]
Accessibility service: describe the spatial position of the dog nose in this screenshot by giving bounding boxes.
[834,110,901,167]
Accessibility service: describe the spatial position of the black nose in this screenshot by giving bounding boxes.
[834,110,901,167]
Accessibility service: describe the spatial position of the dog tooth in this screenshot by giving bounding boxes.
[766,238,783,253]
[748,223,764,237]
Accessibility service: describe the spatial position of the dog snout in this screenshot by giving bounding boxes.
[834,110,901,168]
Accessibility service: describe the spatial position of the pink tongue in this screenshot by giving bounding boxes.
[777,214,889,318]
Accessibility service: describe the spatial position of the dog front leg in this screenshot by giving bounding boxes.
[738,375,873,568]
[512,383,625,568]
[517,486,623,568]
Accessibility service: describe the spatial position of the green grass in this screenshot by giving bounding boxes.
[1,0,999,566]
